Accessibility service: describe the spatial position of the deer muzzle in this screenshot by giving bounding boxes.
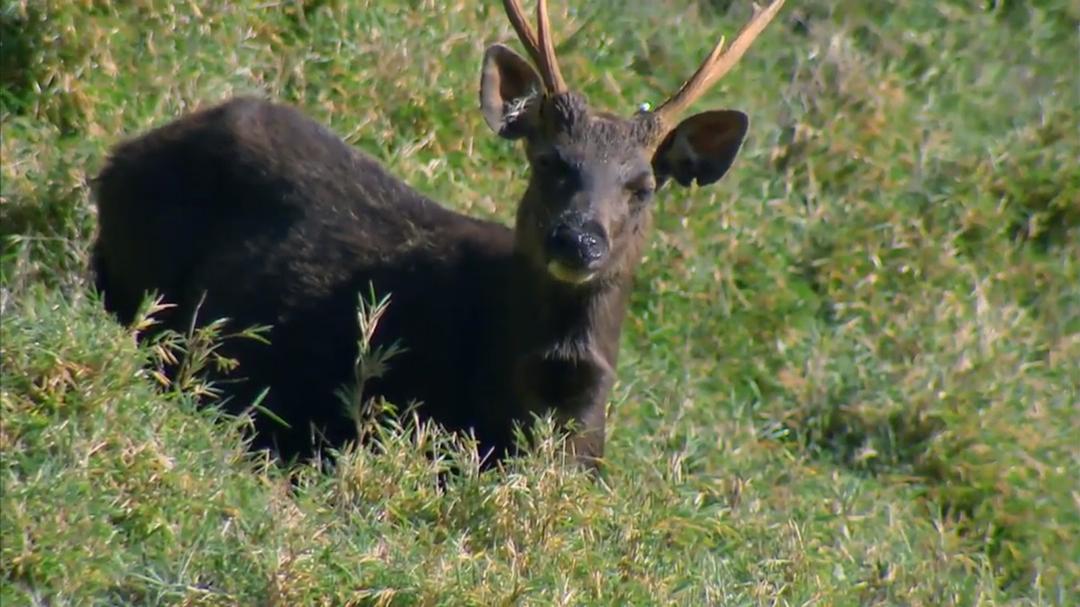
[544,220,608,284]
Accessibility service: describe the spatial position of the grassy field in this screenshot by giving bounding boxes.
[2,0,1078,604]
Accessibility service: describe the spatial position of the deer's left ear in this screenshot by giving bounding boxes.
[652,110,749,187]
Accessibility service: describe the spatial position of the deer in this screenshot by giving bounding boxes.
[92,0,786,467]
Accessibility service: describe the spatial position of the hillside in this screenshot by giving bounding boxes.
[2,1,1078,604]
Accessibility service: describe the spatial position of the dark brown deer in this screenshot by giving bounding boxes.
[92,0,785,466]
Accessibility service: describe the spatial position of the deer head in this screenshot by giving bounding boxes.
[480,0,785,286]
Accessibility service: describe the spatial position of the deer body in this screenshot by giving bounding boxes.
[92,0,785,465]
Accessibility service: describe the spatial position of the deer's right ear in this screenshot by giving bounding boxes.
[480,44,542,140]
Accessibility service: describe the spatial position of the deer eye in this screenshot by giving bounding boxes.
[631,185,654,202]
[627,175,656,203]
[533,154,579,193]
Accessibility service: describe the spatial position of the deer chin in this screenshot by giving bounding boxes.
[546,260,597,284]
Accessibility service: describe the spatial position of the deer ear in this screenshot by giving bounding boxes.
[652,110,749,187]
[480,44,543,140]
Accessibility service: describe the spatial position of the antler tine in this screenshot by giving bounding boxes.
[536,0,568,93]
[652,0,785,129]
[501,0,544,75]
[500,0,567,94]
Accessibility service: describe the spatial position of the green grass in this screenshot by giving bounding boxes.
[2,0,1079,604]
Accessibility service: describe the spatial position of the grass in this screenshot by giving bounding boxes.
[2,0,1078,604]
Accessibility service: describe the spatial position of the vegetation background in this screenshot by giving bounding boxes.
[2,0,1078,604]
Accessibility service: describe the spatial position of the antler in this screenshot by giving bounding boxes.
[501,0,568,94]
[652,0,785,129]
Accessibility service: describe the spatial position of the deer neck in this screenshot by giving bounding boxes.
[508,253,635,367]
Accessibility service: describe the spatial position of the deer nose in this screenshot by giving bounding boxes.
[546,221,608,271]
